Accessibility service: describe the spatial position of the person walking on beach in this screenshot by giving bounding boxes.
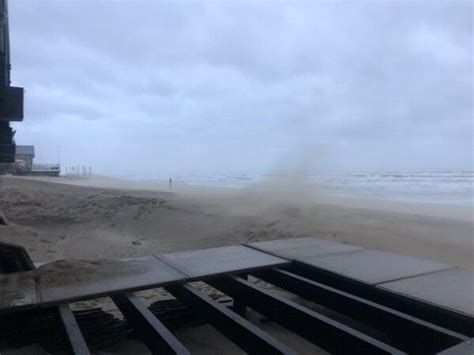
[169,178,172,189]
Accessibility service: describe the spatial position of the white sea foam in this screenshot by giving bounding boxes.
[120,171,474,206]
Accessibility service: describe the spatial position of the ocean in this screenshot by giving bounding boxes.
[123,172,474,206]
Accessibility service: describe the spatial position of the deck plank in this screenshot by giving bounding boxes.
[378,268,474,317]
[0,270,38,313]
[158,245,289,280]
[247,237,363,259]
[37,257,185,305]
[295,249,454,285]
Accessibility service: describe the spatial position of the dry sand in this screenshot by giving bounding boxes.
[0,175,473,354]
[1,175,472,267]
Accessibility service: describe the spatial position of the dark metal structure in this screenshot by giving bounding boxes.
[0,0,23,163]
[0,242,93,355]
[0,239,472,354]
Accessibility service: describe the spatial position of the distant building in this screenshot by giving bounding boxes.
[0,145,60,176]
[31,163,60,177]
[15,145,35,172]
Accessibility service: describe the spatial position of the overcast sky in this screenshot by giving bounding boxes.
[9,0,473,177]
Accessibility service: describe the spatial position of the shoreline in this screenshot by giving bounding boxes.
[14,174,473,222]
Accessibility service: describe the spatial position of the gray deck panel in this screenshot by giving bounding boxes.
[438,339,474,354]
[38,257,185,305]
[0,271,38,313]
[379,268,474,317]
[158,245,289,280]
[296,249,453,285]
[247,237,363,260]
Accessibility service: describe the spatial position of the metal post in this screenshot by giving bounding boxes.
[56,304,91,355]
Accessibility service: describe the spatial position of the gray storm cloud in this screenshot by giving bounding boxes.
[8,0,473,176]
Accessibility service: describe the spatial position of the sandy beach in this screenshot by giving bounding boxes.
[1,175,472,268]
[0,175,473,354]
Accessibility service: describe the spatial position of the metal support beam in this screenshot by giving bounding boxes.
[253,268,465,353]
[232,273,247,317]
[112,293,189,355]
[166,283,296,355]
[209,276,404,355]
[288,262,474,337]
[55,304,91,355]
